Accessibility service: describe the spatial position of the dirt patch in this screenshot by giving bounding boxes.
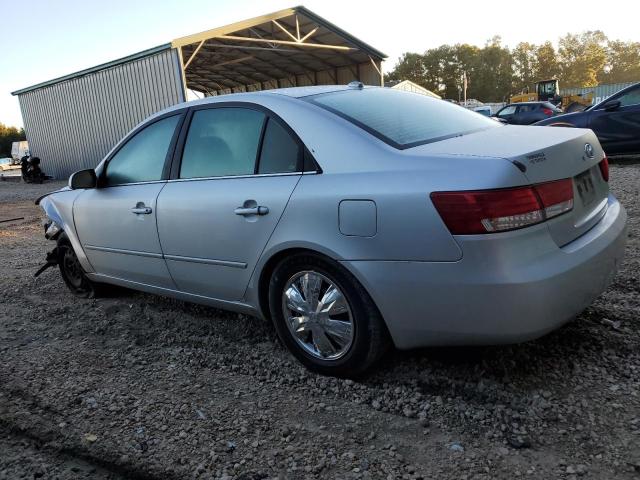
[0,171,639,479]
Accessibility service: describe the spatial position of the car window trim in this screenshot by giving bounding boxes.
[169,101,317,181]
[166,171,310,184]
[98,110,186,188]
[254,116,270,174]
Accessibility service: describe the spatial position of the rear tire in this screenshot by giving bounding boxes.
[57,234,98,298]
[268,253,389,377]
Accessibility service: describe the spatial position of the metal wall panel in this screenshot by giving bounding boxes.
[560,82,637,106]
[17,48,184,179]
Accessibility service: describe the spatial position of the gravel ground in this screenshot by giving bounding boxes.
[0,168,638,480]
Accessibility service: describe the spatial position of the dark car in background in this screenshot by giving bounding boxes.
[493,101,562,125]
[535,82,640,156]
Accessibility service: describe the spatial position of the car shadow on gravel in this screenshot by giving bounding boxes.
[368,308,614,385]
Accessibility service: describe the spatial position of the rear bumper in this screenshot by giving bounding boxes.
[342,195,627,349]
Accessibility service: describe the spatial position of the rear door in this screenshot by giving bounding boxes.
[513,104,535,124]
[156,104,304,301]
[588,85,640,155]
[74,113,183,288]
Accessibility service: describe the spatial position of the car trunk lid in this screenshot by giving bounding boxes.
[414,125,609,246]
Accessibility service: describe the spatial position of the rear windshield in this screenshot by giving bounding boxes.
[306,88,498,149]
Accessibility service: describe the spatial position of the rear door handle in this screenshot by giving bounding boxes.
[234,206,269,216]
[131,205,152,215]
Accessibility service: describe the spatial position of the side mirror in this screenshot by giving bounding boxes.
[69,169,97,189]
[604,100,621,111]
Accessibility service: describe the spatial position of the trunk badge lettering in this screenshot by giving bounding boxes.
[526,152,546,164]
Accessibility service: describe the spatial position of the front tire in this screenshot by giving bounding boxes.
[57,235,97,298]
[268,253,389,377]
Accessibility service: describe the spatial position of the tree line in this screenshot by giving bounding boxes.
[387,31,640,103]
[0,123,26,158]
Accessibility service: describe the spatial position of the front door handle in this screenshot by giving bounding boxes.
[131,204,152,215]
[234,206,269,216]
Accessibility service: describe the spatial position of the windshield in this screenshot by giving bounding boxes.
[306,88,498,149]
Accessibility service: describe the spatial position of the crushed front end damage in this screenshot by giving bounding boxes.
[34,189,93,278]
[34,196,64,278]
[34,246,59,277]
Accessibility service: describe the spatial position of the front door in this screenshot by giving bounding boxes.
[589,85,640,155]
[157,106,303,301]
[496,105,517,123]
[74,114,183,288]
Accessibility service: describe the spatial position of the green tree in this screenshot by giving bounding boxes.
[472,36,514,102]
[386,53,426,87]
[420,45,460,99]
[600,40,640,84]
[558,31,607,87]
[0,123,26,158]
[512,42,538,92]
[386,30,639,103]
[535,42,561,81]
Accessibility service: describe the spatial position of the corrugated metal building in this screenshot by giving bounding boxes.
[385,80,441,99]
[15,47,184,179]
[12,6,386,179]
[560,82,637,106]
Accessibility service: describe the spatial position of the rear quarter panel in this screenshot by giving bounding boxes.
[259,150,529,263]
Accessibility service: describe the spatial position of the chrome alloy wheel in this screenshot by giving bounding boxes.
[281,271,354,360]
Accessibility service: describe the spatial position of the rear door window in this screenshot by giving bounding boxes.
[180,108,265,179]
[307,88,497,149]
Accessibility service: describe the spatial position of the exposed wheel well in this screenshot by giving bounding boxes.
[258,248,325,321]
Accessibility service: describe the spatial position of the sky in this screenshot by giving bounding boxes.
[1,0,638,128]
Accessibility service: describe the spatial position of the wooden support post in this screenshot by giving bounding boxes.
[176,47,189,100]
[183,40,206,70]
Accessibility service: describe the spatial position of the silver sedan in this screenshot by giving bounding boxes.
[37,85,627,377]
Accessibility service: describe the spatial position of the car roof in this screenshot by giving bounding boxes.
[149,85,377,120]
[266,85,358,98]
[506,101,548,106]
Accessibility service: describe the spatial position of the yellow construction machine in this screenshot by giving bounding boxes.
[510,79,593,112]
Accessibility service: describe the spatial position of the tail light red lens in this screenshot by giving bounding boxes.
[431,179,574,235]
[598,157,609,182]
[542,107,553,115]
[534,179,575,219]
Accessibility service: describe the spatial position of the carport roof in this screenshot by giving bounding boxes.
[172,6,387,94]
[12,6,386,97]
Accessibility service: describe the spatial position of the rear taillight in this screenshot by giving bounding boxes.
[598,157,609,182]
[542,107,553,115]
[534,179,574,219]
[431,179,574,235]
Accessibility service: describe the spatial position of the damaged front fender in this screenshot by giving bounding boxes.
[38,190,95,274]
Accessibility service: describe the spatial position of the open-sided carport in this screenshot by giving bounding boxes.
[174,6,386,96]
[12,6,386,179]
